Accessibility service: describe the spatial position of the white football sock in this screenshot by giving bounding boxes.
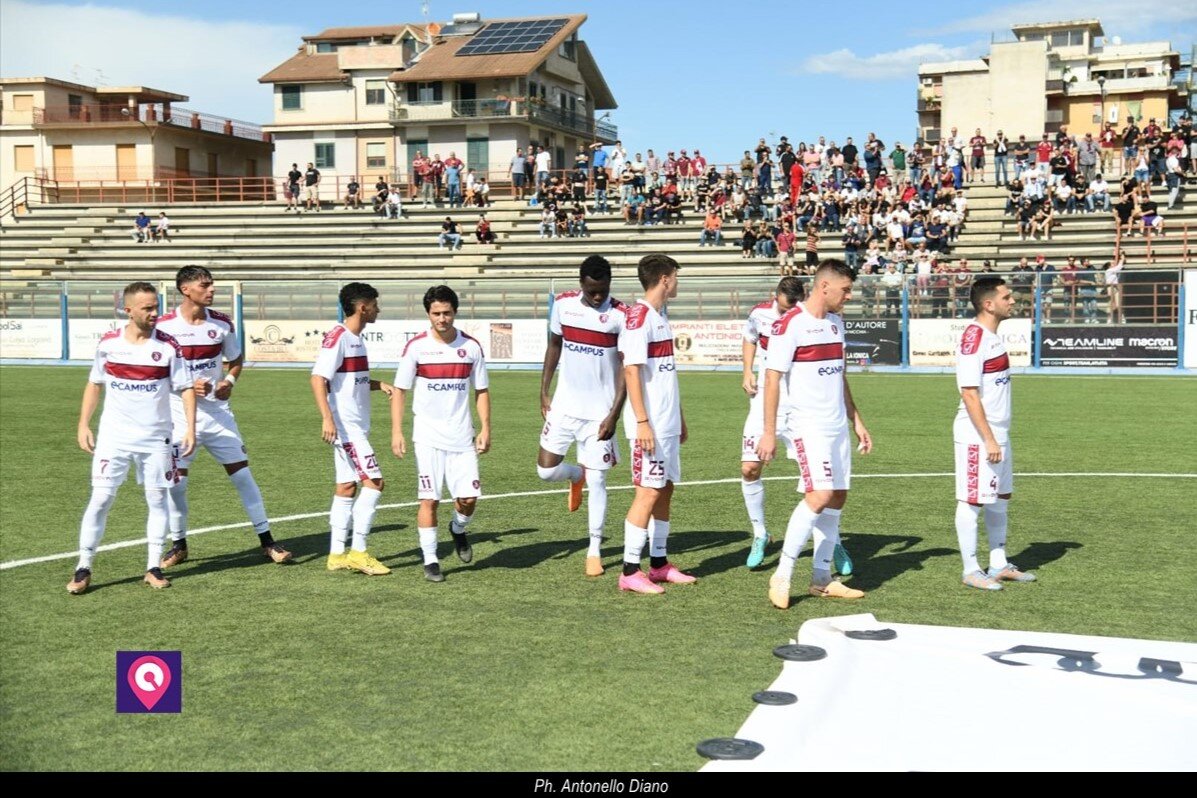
[167,475,189,541]
[329,495,354,555]
[350,487,382,551]
[536,462,583,483]
[741,478,768,539]
[623,520,648,565]
[986,498,1009,570]
[228,468,269,534]
[649,519,671,558]
[811,507,842,586]
[451,509,473,535]
[586,469,607,557]
[145,487,169,571]
[776,501,820,581]
[77,487,117,570]
[956,502,982,575]
[418,527,439,564]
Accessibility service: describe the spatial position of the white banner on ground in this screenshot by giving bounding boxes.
[910,318,1032,366]
[68,319,126,360]
[244,319,548,364]
[0,319,62,359]
[703,614,1197,772]
[1185,270,1197,369]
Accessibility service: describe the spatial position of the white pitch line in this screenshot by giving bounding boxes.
[3,471,1194,571]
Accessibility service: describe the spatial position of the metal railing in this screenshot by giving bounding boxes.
[387,99,617,141]
[32,104,271,143]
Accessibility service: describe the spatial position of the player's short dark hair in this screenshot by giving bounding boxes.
[339,282,378,316]
[579,255,612,283]
[637,253,679,289]
[776,276,805,304]
[423,284,459,312]
[971,276,1007,312]
[175,265,212,291]
[814,259,856,283]
[123,281,157,302]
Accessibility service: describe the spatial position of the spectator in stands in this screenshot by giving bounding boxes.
[430,154,445,199]
[1034,254,1056,321]
[754,222,776,259]
[132,211,151,243]
[286,163,302,212]
[1087,173,1111,212]
[1004,178,1024,215]
[1166,147,1184,209]
[953,258,973,317]
[1012,135,1031,180]
[992,131,1010,186]
[569,203,589,237]
[372,182,389,216]
[774,224,795,274]
[574,144,589,174]
[1139,194,1165,237]
[1053,179,1077,214]
[1131,147,1150,185]
[1011,256,1035,310]
[539,205,556,239]
[535,145,552,189]
[890,141,908,184]
[511,147,527,201]
[386,186,403,219]
[413,152,432,207]
[622,190,645,225]
[571,167,587,204]
[593,167,610,214]
[590,141,608,186]
[438,217,462,250]
[152,212,170,243]
[343,177,363,210]
[475,213,496,244]
[1105,253,1125,323]
[524,147,537,193]
[929,260,952,318]
[304,162,322,212]
[698,211,723,247]
[1077,258,1100,322]
[756,157,773,197]
[967,129,987,183]
[1060,256,1080,318]
[1030,201,1057,240]
[803,223,821,273]
[445,159,463,208]
[1113,187,1137,238]
[1078,132,1099,183]
[739,220,757,259]
[880,262,902,316]
[477,176,491,208]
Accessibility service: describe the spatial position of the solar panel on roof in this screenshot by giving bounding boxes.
[456,18,569,56]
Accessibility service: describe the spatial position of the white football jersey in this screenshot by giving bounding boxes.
[396,329,488,451]
[311,324,372,439]
[619,300,681,439]
[155,307,240,416]
[743,299,790,414]
[765,303,847,433]
[549,290,627,421]
[954,322,1012,444]
[89,327,192,452]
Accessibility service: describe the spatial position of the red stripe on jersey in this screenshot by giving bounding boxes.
[793,342,844,362]
[770,305,804,336]
[417,363,472,379]
[967,445,980,504]
[795,438,814,494]
[99,329,121,343]
[753,300,774,311]
[180,343,223,360]
[208,309,234,332]
[561,325,618,347]
[321,326,347,349]
[401,331,428,357]
[106,362,170,380]
[647,340,674,358]
[338,355,369,373]
[758,334,770,350]
[983,353,1010,373]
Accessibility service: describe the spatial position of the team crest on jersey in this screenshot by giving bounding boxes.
[457,348,467,358]
[472,479,480,490]
[831,324,838,334]
[151,351,162,362]
[599,313,609,323]
[208,329,218,339]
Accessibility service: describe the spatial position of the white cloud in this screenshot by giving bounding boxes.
[800,43,977,81]
[920,0,1197,37]
[0,0,302,123]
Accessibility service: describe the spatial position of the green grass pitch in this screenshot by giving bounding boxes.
[1,367,1194,771]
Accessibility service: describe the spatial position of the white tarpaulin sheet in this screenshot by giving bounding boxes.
[703,614,1197,772]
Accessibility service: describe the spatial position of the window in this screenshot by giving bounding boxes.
[316,42,335,53]
[14,145,34,172]
[281,85,302,111]
[365,80,387,106]
[418,82,441,103]
[467,138,488,172]
[401,34,417,64]
[366,142,386,169]
[68,94,83,119]
[1050,29,1084,47]
[558,33,577,61]
[11,94,33,111]
[315,142,336,169]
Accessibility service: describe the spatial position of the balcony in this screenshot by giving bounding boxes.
[388,99,617,142]
[32,104,270,143]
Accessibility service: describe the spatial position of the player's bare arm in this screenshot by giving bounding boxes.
[309,375,337,444]
[540,332,563,418]
[843,372,873,454]
[680,407,688,445]
[960,387,1002,463]
[369,379,395,396]
[598,355,626,441]
[475,388,491,454]
[213,354,244,401]
[741,339,758,396]
[390,387,408,458]
[178,385,197,458]
[755,368,783,462]
[624,363,654,454]
[77,381,102,453]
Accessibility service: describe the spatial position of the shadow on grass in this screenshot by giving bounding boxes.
[382,527,541,569]
[1008,540,1083,571]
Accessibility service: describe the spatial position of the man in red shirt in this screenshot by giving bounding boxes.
[1036,135,1053,167]
[1099,122,1117,176]
[676,151,692,200]
[430,154,446,200]
[789,161,805,201]
[968,129,987,183]
[414,153,433,207]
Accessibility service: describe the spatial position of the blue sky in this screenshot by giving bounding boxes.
[2,0,1193,165]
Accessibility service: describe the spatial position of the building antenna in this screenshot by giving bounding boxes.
[421,1,429,21]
